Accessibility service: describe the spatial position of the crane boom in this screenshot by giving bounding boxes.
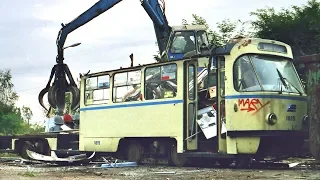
[56,0,170,64]
[56,0,122,64]
[141,0,171,55]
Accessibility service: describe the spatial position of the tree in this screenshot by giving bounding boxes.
[0,112,23,135]
[0,69,18,106]
[22,106,33,125]
[182,14,253,47]
[249,0,320,160]
[0,69,23,135]
[250,0,320,57]
[0,69,44,135]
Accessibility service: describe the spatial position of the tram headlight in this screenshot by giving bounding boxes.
[267,113,277,125]
[302,115,309,125]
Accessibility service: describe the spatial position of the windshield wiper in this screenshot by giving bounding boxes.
[276,68,288,93]
[286,79,303,96]
[276,68,303,96]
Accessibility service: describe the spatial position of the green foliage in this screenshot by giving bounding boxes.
[19,171,37,177]
[250,0,320,57]
[0,112,24,135]
[0,69,18,105]
[182,14,253,47]
[0,153,19,157]
[0,69,44,135]
[22,106,33,125]
[22,123,45,135]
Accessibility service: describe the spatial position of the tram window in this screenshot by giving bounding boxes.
[233,55,261,92]
[85,75,110,105]
[204,72,217,89]
[113,70,141,103]
[188,65,195,100]
[220,71,225,97]
[144,64,177,100]
[170,31,195,54]
[196,31,210,53]
[220,58,225,97]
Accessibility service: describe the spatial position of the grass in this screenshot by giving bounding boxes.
[0,152,20,157]
[19,171,38,177]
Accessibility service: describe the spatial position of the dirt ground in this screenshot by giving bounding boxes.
[0,158,319,180]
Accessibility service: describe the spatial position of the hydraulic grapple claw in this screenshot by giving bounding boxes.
[67,85,80,111]
[38,86,50,112]
[47,84,80,113]
[48,85,66,113]
[39,62,80,114]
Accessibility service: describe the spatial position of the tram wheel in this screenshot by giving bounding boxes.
[126,143,143,164]
[19,141,33,159]
[19,140,48,159]
[168,144,187,167]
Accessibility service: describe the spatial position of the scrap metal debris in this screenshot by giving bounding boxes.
[1,151,320,173]
[289,162,300,168]
[100,162,137,168]
[26,150,95,163]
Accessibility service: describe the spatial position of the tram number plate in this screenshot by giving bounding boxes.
[286,116,295,121]
[94,141,100,145]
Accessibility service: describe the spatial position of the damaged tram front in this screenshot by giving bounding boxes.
[76,38,307,167]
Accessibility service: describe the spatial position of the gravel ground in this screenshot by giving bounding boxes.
[0,157,319,180]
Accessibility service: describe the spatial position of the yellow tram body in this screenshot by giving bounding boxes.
[222,38,307,156]
[78,38,307,165]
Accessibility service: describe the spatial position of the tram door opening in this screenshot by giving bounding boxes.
[184,60,198,151]
[216,57,227,152]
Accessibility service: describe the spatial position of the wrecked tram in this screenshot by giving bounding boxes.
[6,38,308,167]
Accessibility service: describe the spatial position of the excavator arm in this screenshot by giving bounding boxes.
[56,0,170,63]
[39,0,171,115]
[141,0,171,55]
[56,0,122,64]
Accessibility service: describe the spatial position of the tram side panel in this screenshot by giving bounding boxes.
[79,62,185,154]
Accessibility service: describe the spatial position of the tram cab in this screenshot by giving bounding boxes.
[182,37,308,162]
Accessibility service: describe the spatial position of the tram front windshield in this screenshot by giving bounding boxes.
[234,55,304,94]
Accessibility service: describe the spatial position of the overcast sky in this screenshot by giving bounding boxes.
[1,0,308,125]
